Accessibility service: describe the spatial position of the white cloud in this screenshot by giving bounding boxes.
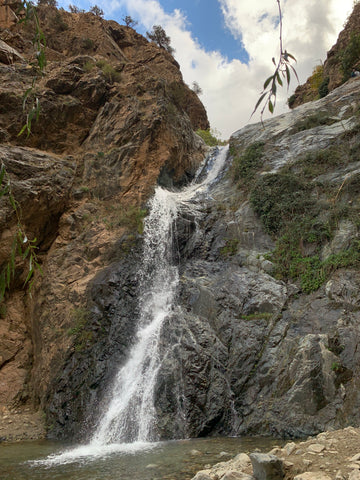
[59,0,354,138]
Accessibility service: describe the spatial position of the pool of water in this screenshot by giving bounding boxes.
[0,436,279,480]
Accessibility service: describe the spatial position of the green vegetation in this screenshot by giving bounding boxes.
[287,94,296,109]
[81,37,95,50]
[253,0,298,119]
[339,32,360,80]
[146,25,174,55]
[241,312,273,321]
[104,205,147,233]
[67,307,94,352]
[196,129,226,146]
[292,111,337,133]
[220,239,240,257]
[308,64,325,92]
[123,15,138,28]
[0,163,42,303]
[52,10,68,31]
[117,206,147,234]
[96,61,121,83]
[67,308,88,336]
[90,5,104,17]
[232,142,265,182]
[318,76,330,98]
[250,172,312,235]
[229,125,360,295]
[331,362,342,372]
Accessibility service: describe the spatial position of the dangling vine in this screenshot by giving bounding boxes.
[17,0,47,136]
[0,164,42,302]
[252,0,299,120]
[0,1,46,302]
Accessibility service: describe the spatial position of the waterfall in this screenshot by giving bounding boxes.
[91,145,228,446]
[90,146,228,446]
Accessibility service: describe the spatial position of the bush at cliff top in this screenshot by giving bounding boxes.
[196,129,226,146]
[340,32,360,80]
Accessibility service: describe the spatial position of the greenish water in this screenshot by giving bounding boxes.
[0,437,278,480]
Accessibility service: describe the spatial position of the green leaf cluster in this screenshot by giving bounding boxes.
[292,111,336,134]
[0,162,42,303]
[250,173,313,235]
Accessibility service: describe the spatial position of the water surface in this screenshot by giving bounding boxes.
[0,436,279,480]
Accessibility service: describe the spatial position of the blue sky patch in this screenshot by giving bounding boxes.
[160,0,249,63]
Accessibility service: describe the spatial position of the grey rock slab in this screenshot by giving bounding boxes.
[249,453,284,480]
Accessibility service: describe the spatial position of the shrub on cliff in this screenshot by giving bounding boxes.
[146,25,175,55]
[196,129,226,146]
[340,32,360,80]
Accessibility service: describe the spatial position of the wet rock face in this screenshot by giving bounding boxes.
[45,247,142,439]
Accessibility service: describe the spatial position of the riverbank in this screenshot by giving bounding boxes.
[0,406,45,443]
[192,427,360,480]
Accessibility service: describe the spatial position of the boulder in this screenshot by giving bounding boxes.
[249,453,284,480]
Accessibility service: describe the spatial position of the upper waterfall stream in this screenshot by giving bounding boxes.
[36,145,228,465]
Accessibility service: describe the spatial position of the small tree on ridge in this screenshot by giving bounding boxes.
[146,25,174,55]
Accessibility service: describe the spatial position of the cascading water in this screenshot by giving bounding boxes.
[92,188,180,445]
[92,145,228,446]
[36,146,228,465]
[92,148,227,444]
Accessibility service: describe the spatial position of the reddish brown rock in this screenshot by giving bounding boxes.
[0,5,209,439]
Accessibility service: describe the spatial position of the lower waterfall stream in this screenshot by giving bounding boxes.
[91,145,229,446]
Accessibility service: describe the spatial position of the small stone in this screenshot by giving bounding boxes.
[249,453,284,480]
[350,454,360,462]
[335,471,346,480]
[295,450,304,455]
[294,473,332,480]
[219,451,232,457]
[307,444,325,453]
[190,449,202,456]
[192,473,212,480]
[268,448,282,456]
[283,442,297,456]
[303,460,312,467]
[284,461,294,467]
[222,473,254,480]
[145,464,158,469]
[349,471,360,480]
[348,464,360,470]
[233,453,252,469]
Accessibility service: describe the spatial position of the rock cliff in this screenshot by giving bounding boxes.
[290,2,360,108]
[0,3,208,439]
[152,79,360,440]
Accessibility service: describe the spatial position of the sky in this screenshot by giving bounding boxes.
[57,0,354,139]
